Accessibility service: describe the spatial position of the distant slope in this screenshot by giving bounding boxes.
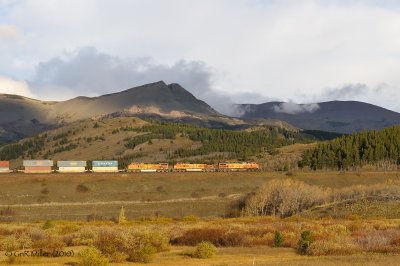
[0,81,249,143]
[0,94,58,143]
[0,116,323,168]
[239,101,400,133]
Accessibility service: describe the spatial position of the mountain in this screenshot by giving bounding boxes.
[238,101,400,134]
[51,81,218,121]
[0,81,249,143]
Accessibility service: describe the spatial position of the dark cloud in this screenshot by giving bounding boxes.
[31,47,212,96]
[317,83,368,101]
[29,47,268,116]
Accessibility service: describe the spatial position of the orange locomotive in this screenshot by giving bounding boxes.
[173,163,214,172]
[128,163,169,172]
[218,162,260,171]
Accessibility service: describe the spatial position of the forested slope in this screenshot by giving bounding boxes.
[299,126,400,170]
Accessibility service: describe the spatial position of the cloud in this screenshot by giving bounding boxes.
[303,83,400,112]
[317,83,368,101]
[0,24,20,40]
[272,102,320,114]
[30,47,212,97]
[0,76,34,97]
[3,1,400,112]
[29,47,263,116]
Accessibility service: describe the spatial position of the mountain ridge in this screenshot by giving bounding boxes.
[0,81,248,143]
[238,100,400,134]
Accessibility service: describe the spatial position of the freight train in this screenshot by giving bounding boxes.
[0,160,260,173]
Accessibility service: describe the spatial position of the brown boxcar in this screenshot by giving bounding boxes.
[0,161,9,168]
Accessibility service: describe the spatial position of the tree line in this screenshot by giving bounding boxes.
[299,126,400,170]
[123,121,313,161]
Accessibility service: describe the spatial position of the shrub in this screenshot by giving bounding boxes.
[274,231,283,247]
[72,227,98,246]
[173,228,225,246]
[173,228,245,247]
[28,228,45,242]
[0,236,19,251]
[193,241,217,259]
[33,233,66,250]
[297,230,312,254]
[77,184,90,193]
[182,215,199,222]
[77,247,109,266]
[143,231,170,252]
[18,234,33,249]
[243,179,330,218]
[326,224,348,236]
[94,228,168,261]
[109,251,128,263]
[118,206,127,224]
[128,245,156,263]
[307,239,359,256]
[42,220,54,230]
[94,228,123,256]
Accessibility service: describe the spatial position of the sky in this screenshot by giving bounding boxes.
[1,0,400,115]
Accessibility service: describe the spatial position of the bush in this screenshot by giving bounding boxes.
[42,220,54,230]
[297,230,312,254]
[173,228,225,246]
[182,215,199,222]
[0,236,19,251]
[94,228,123,256]
[193,241,217,259]
[77,247,109,266]
[307,239,359,255]
[274,231,283,247]
[109,251,128,263]
[94,228,168,262]
[128,245,156,263]
[243,179,330,218]
[72,227,98,246]
[173,228,245,247]
[33,233,66,250]
[77,184,90,193]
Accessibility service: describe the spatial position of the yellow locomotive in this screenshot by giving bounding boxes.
[218,162,260,171]
[173,163,215,172]
[128,163,169,172]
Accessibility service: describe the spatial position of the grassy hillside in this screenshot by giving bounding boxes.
[0,117,324,169]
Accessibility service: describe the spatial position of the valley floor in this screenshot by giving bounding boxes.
[1,171,400,221]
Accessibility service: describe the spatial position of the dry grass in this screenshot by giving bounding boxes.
[1,171,400,221]
[1,218,400,265]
